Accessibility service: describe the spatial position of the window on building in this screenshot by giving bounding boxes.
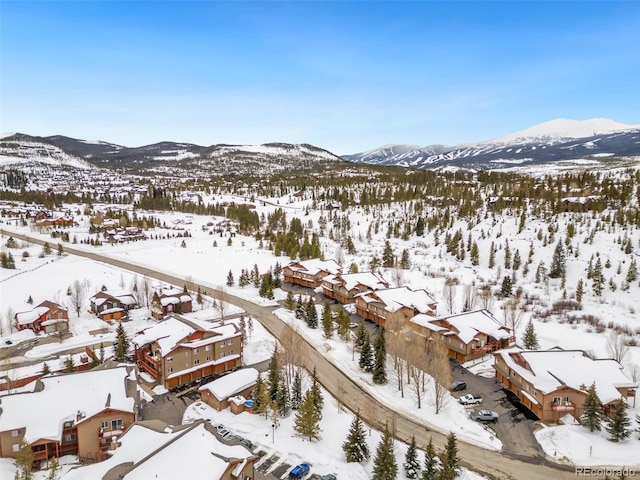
[563,396,570,403]
[12,444,20,453]
[167,356,173,363]
[185,362,189,368]
[552,396,561,405]
[63,434,77,443]
[168,367,173,374]
[228,339,233,345]
[194,348,200,354]
[11,429,23,437]
[185,351,189,357]
[206,356,211,361]
[100,421,109,429]
[194,359,200,365]
[111,419,123,430]
[220,341,226,347]
[63,421,74,429]
[229,350,234,355]
[205,345,211,351]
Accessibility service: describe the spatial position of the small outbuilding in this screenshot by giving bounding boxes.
[199,368,259,411]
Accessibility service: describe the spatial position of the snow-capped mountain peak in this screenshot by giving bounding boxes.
[491,118,640,144]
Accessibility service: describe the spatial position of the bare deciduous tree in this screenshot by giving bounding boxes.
[427,336,452,414]
[393,268,405,288]
[68,279,90,317]
[502,296,524,339]
[406,334,429,409]
[213,287,232,323]
[606,331,630,364]
[279,325,304,385]
[479,284,494,312]
[385,316,408,398]
[443,279,457,314]
[462,284,477,312]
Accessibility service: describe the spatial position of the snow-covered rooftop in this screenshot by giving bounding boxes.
[357,287,436,314]
[323,271,389,292]
[439,309,512,344]
[62,421,254,480]
[199,368,258,401]
[495,348,637,404]
[286,258,341,276]
[0,367,136,444]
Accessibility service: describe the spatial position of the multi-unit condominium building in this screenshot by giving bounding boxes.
[321,271,390,304]
[354,286,437,327]
[411,309,515,362]
[494,347,637,422]
[133,314,243,390]
[0,366,138,465]
[283,259,342,288]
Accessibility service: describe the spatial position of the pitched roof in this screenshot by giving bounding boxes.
[199,368,259,401]
[357,287,437,314]
[438,309,511,344]
[286,258,341,276]
[62,421,254,480]
[495,348,637,404]
[323,271,389,292]
[0,367,136,443]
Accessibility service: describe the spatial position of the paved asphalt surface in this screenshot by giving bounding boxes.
[1,228,585,480]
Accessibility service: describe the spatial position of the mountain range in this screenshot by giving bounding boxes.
[2,118,640,172]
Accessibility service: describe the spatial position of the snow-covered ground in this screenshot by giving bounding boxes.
[183,372,488,480]
[2,183,640,470]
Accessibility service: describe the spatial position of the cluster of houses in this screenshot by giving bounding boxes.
[283,258,637,424]
[0,366,256,479]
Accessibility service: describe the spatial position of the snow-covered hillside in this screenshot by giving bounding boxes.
[0,136,93,170]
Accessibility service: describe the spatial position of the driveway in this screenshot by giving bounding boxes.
[451,361,545,460]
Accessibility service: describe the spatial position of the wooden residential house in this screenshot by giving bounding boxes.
[321,271,390,304]
[132,314,242,390]
[150,287,193,320]
[283,259,342,288]
[354,287,437,327]
[90,290,138,321]
[14,300,69,334]
[199,368,258,411]
[0,366,138,465]
[493,348,637,422]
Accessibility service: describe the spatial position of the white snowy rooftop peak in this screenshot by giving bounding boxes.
[359,287,436,314]
[0,366,135,444]
[62,421,254,480]
[496,348,637,404]
[492,118,640,144]
[287,258,342,276]
[199,367,259,401]
[323,271,389,291]
[439,309,512,344]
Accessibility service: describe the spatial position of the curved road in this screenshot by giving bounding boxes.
[1,229,579,479]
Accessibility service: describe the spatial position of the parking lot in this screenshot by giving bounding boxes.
[450,361,545,459]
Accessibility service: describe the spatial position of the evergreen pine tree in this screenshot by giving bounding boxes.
[42,362,51,375]
[63,356,76,373]
[439,432,460,480]
[382,240,394,268]
[267,343,280,401]
[512,249,522,271]
[226,269,234,287]
[372,330,387,384]
[27,294,33,304]
[294,389,321,441]
[295,295,305,321]
[501,276,513,297]
[549,241,566,278]
[488,241,495,269]
[522,320,539,350]
[371,423,397,480]
[581,382,603,432]
[342,412,370,462]
[470,242,479,266]
[253,375,266,413]
[336,306,351,341]
[322,301,334,339]
[305,298,318,328]
[276,378,291,418]
[605,399,632,441]
[626,257,638,283]
[535,261,546,283]
[252,264,260,288]
[284,290,296,311]
[354,322,367,348]
[400,249,411,269]
[99,341,105,363]
[635,413,640,439]
[504,240,511,269]
[403,436,420,479]
[310,367,324,419]
[359,331,374,373]
[14,440,34,480]
[576,279,584,304]
[43,242,52,255]
[291,368,303,410]
[421,437,438,480]
[593,257,604,296]
[114,321,130,362]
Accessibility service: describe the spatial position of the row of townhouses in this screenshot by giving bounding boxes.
[283,258,637,423]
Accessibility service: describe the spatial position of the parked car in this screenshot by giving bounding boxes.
[320,475,337,480]
[451,381,466,391]
[458,394,482,405]
[470,410,499,423]
[289,463,310,479]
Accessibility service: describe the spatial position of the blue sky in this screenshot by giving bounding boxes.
[1,1,639,153]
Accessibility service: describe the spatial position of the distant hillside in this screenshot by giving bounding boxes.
[0,133,93,169]
[345,118,640,170]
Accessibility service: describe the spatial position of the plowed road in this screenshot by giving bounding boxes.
[1,229,582,479]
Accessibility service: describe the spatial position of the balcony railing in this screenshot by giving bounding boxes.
[551,401,576,411]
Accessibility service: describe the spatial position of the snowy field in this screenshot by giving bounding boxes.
[2,187,640,469]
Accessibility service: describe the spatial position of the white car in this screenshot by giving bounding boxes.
[458,393,482,405]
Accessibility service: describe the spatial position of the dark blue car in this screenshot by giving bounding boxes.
[289,463,310,479]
